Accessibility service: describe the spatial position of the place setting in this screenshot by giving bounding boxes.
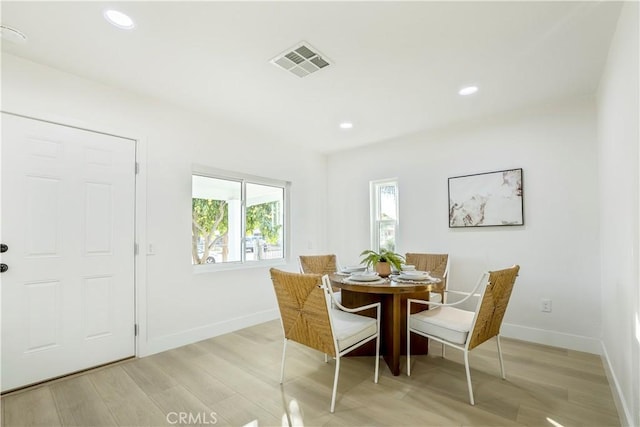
[390,265,441,284]
[336,265,367,276]
[341,270,388,285]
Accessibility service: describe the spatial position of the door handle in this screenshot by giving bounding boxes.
[1,244,8,272]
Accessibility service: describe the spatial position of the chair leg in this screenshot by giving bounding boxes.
[330,356,341,413]
[374,334,380,383]
[464,350,475,405]
[407,328,411,376]
[442,343,446,358]
[496,335,506,379]
[280,339,287,384]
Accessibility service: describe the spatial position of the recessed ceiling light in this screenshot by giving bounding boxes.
[0,25,28,44]
[339,122,353,129]
[459,86,479,96]
[104,9,135,30]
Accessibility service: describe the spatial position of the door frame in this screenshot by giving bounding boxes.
[1,110,148,359]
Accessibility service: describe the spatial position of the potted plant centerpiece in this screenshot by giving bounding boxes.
[359,249,405,278]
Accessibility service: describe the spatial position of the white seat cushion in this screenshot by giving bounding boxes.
[325,290,342,306]
[429,291,442,303]
[409,306,474,345]
[333,290,342,305]
[330,308,377,352]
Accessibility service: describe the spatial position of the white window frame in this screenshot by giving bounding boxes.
[370,178,399,252]
[192,164,290,272]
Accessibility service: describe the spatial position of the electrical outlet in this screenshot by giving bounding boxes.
[540,299,552,312]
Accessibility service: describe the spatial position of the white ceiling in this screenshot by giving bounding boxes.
[0,1,622,153]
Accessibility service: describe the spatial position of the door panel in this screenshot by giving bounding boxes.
[25,176,60,255]
[25,280,61,352]
[84,182,113,254]
[1,113,136,392]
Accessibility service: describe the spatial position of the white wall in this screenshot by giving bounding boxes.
[3,9,637,419]
[327,97,602,353]
[597,2,640,426]
[1,53,327,356]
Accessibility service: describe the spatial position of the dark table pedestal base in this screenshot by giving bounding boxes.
[340,289,430,376]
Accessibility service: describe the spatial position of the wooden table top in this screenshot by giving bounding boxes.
[329,273,443,295]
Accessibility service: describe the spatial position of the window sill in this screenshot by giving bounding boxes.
[192,257,287,274]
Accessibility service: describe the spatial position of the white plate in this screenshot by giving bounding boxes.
[398,271,430,281]
[341,266,366,273]
[349,273,381,282]
[400,269,429,276]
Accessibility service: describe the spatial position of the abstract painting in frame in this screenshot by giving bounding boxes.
[448,168,523,228]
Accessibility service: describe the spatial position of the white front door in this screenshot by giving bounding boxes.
[1,113,136,392]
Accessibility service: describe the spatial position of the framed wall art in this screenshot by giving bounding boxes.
[448,168,523,228]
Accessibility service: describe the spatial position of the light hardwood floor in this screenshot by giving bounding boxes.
[1,319,620,426]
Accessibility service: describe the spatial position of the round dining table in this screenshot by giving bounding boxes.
[329,273,443,376]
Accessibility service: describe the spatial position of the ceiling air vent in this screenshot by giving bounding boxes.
[270,42,331,78]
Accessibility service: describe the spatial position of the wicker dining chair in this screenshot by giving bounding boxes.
[270,268,380,413]
[299,254,340,275]
[404,253,450,303]
[407,265,520,405]
[299,254,342,304]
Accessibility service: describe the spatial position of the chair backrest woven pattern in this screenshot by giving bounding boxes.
[270,268,336,357]
[468,265,520,350]
[405,253,449,283]
[299,255,338,275]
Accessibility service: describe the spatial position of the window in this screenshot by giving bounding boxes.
[370,179,399,252]
[192,167,288,266]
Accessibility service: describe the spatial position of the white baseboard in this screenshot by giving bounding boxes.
[500,322,602,354]
[141,318,602,357]
[601,342,633,427]
[138,309,280,357]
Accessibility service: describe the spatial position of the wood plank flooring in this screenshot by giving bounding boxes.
[1,320,620,426]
